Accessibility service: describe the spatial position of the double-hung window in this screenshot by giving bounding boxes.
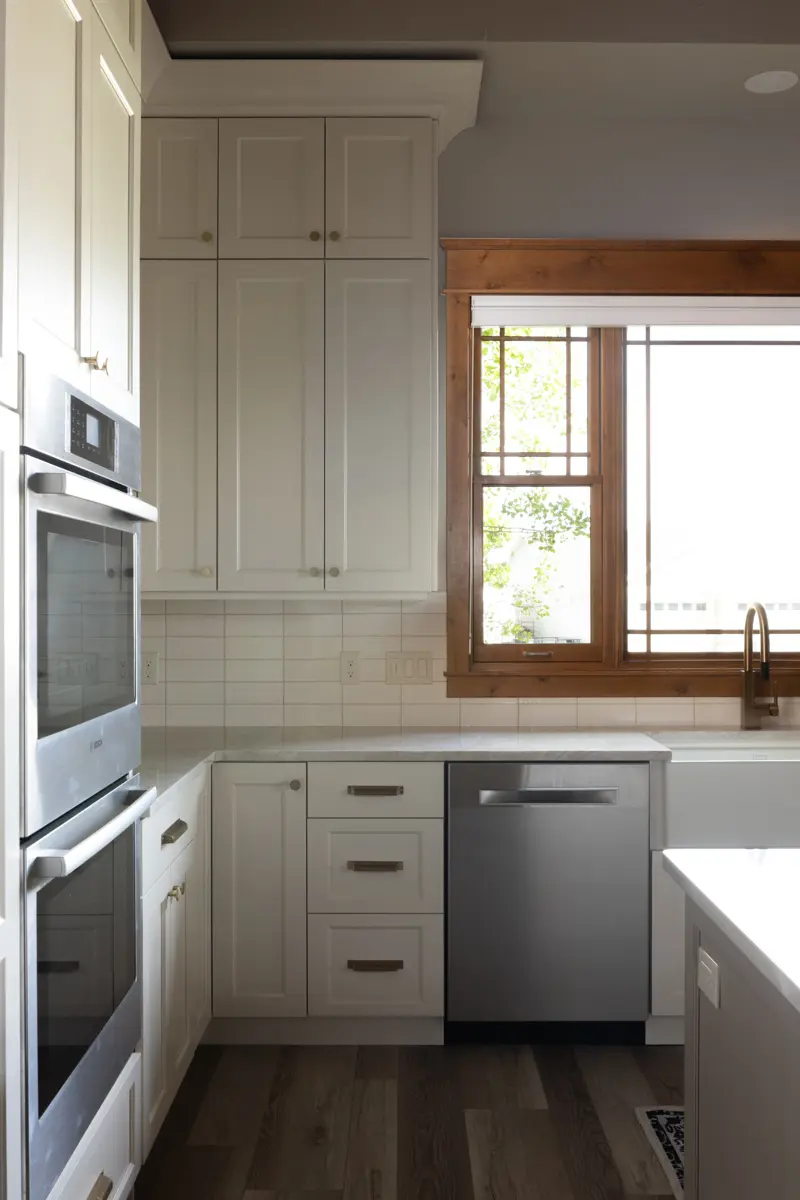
[445,242,800,697]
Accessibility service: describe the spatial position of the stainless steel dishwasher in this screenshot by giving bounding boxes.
[447,762,650,1023]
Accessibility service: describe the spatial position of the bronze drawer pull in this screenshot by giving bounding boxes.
[347,959,404,972]
[87,1172,113,1200]
[346,785,404,797]
[347,860,404,872]
[161,818,188,846]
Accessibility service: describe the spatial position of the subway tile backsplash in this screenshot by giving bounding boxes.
[141,595,800,730]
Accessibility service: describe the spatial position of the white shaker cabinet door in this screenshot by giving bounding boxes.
[325,119,433,259]
[92,0,142,92]
[84,13,141,423]
[141,119,218,258]
[325,260,434,593]
[140,261,218,591]
[141,874,170,1155]
[217,261,325,591]
[17,0,91,391]
[218,118,324,258]
[212,764,307,1017]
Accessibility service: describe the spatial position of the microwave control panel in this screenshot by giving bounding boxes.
[69,394,116,472]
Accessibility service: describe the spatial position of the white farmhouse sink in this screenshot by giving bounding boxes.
[657,733,800,849]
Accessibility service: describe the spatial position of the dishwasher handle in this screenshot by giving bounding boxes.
[479,787,618,806]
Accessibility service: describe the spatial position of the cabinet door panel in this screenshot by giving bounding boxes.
[325,260,434,592]
[218,261,325,591]
[219,118,324,258]
[326,119,433,259]
[18,0,91,389]
[141,119,218,258]
[85,15,140,423]
[212,764,307,1017]
[92,0,141,91]
[141,261,217,591]
[142,876,169,1156]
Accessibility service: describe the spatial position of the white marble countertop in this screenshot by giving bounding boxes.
[139,726,669,799]
[664,848,800,1016]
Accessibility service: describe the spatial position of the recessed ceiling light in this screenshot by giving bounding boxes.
[744,70,799,94]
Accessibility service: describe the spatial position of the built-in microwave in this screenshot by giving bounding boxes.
[22,370,157,837]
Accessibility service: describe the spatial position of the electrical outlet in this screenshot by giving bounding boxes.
[386,650,433,684]
[340,652,360,683]
[118,658,130,682]
[143,651,160,684]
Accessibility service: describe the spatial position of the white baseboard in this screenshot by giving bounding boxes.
[204,1016,444,1045]
[646,1015,685,1045]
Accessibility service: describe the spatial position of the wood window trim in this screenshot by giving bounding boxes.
[444,239,800,699]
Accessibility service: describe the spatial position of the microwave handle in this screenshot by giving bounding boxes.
[29,472,158,524]
[31,787,158,879]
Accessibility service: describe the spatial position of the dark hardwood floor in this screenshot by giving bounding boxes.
[135,1042,683,1200]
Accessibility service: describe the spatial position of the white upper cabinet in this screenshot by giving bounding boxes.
[325,260,434,592]
[141,119,218,258]
[218,118,325,259]
[18,0,91,390]
[84,14,141,423]
[217,261,325,592]
[325,118,433,258]
[141,261,218,591]
[212,764,307,1018]
[91,0,142,92]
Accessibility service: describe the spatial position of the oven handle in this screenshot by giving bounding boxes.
[31,787,158,879]
[29,471,158,524]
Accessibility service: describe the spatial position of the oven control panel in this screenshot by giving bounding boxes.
[69,394,116,472]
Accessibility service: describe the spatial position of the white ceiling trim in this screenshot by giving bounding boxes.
[471,295,800,327]
[142,56,484,151]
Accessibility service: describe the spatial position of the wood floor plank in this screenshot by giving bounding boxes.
[535,1045,628,1200]
[246,1046,357,1192]
[356,1046,399,1081]
[575,1048,667,1196]
[456,1045,548,1110]
[190,1046,280,1146]
[397,1047,474,1200]
[136,1144,234,1200]
[465,1108,574,1200]
[242,1193,343,1199]
[343,1079,398,1200]
[632,1046,684,1107]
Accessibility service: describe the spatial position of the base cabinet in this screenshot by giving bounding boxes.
[212,763,308,1017]
[142,775,210,1156]
[46,1053,141,1200]
[651,850,686,1018]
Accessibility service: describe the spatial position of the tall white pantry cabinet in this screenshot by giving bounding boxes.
[140,116,438,596]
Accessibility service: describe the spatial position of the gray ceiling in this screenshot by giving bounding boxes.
[149,0,800,49]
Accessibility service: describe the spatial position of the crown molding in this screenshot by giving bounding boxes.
[142,56,483,151]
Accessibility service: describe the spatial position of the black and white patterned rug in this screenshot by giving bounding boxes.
[635,1106,685,1198]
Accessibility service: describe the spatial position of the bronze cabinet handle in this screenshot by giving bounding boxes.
[346,785,404,797]
[88,1173,113,1200]
[309,230,321,241]
[329,230,341,241]
[161,818,188,846]
[200,230,214,243]
[347,959,404,972]
[347,860,404,872]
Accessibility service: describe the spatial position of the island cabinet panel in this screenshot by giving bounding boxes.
[212,763,308,1017]
[684,900,800,1200]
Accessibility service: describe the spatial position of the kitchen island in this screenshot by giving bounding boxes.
[664,848,800,1200]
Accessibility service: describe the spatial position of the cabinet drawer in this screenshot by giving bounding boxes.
[142,768,205,894]
[307,819,443,914]
[307,762,443,818]
[47,1053,140,1200]
[307,913,443,1017]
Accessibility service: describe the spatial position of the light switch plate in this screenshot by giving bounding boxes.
[386,650,433,684]
[698,947,720,1007]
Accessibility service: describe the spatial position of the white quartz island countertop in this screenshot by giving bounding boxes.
[139,726,669,797]
[664,848,800,1017]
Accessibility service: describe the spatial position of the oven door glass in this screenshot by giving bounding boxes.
[37,512,135,738]
[35,824,136,1116]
